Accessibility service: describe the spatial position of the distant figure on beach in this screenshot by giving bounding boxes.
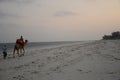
[13,36,28,57]
[2,45,7,59]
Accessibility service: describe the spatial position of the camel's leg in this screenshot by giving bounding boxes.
[20,48,22,53]
[22,48,25,56]
[19,48,22,56]
[17,49,20,57]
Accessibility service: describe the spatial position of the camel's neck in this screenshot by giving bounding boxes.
[24,42,27,45]
[24,40,28,45]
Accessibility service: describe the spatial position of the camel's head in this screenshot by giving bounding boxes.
[25,40,28,44]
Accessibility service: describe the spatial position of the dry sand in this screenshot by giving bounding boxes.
[0,40,120,80]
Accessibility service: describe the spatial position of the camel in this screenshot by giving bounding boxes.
[13,39,28,57]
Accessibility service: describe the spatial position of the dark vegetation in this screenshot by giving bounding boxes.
[102,31,120,40]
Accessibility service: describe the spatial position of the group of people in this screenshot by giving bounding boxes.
[1,36,24,59]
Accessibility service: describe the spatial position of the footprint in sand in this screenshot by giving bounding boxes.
[13,75,24,80]
[77,69,92,74]
[31,70,39,74]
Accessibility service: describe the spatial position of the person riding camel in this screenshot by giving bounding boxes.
[13,36,28,57]
[16,36,24,46]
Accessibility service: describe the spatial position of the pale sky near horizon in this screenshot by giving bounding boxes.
[0,0,120,43]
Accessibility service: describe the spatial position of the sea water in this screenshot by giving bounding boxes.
[0,41,79,54]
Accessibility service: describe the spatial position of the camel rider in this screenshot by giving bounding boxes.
[16,36,24,46]
[20,36,24,41]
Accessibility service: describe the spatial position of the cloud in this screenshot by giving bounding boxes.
[0,0,37,19]
[0,12,24,18]
[0,0,34,4]
[54,11,77,17]
[0,23,24,28]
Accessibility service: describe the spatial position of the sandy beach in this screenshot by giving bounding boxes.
[0,40,120,80]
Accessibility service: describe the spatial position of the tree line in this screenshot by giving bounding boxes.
[102,31,120,40]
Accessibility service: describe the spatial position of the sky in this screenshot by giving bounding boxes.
[0,0,120,43]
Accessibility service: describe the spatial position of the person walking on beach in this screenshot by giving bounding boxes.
[2,45,7,59]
